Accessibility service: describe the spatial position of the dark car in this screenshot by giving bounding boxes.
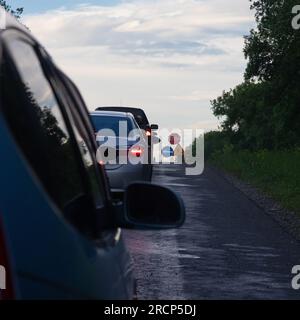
[96,106,158,133]
[0,9,185,300]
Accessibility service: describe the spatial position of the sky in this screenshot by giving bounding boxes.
[11,0,255,131]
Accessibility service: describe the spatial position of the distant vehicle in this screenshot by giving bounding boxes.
[90,111,152,193]
[0,9,185,300]
[95,106,158,135]
[95,106,159,173]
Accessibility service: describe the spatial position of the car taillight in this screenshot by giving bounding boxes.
[0,216,15,300]
[130,146,144,157]
[146,130,151,137]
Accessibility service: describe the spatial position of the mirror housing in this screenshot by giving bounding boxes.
[151,124,159,130]
[113,182,185,229]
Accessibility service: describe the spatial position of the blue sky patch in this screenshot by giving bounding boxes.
[8,0,122,14]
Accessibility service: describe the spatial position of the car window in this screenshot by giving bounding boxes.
[1,38,98,234]
[91,115,135,136]
[49,70,107,208]
[97,107,149,129]
[64,110,106,208]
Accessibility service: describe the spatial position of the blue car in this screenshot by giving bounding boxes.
[0,10,185,300]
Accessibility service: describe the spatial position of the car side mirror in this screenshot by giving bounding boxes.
[115,183,185,229]
[151,124,159,130]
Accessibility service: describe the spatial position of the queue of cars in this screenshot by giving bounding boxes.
[0,9,185,299]
[95,106,159,180]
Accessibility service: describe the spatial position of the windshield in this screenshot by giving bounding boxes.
[91,115,134,137]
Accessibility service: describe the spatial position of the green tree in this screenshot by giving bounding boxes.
[211,0,300,150]
[211,81,274,149]
[244,0,300,82]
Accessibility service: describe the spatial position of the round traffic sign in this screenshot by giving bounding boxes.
[169,133,181,145]
[162,146,174,157]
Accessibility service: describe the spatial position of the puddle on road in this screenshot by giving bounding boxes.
[223,243,277,251]
[124,229,189,299]
[154,167,179,172]
[127,234,201,260]
[163,183,194,187]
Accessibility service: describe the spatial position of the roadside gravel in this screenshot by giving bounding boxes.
[213,166,300,242]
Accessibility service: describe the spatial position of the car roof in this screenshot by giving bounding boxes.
[90,111,135,119]
[0,8,52,64]
[1,7,34,37]
[96,106,144,113]
[95,106,149,126]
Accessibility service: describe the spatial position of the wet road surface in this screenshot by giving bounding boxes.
[124,165,300,299]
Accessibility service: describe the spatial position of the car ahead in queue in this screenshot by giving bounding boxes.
[95,106,159,177]
[96,106,158,135]
[0,9,185,300]
[90,111,152,192]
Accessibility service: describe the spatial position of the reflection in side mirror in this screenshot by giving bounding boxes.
[124,182,185,229]
[151,124,159,130]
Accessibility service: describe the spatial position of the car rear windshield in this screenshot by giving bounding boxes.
[91,115,135,136]
[97,107,149,128]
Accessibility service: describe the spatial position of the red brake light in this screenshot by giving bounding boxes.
[146,130,151,137]
[130,146,144,157]
[0,217,15,300]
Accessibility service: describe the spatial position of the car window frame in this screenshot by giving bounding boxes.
[0,28,112,237]
[36,48,110,208]
[46,66,112,202]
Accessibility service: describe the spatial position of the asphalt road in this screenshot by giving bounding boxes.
[124,165,300,299]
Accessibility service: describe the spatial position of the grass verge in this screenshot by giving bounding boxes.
[209,148,300,216]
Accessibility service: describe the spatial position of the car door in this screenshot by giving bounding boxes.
[0,29,134,299]
[43,51,135,299]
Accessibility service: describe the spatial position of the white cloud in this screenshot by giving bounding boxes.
[23,0,255,131]
[170,89,223,102]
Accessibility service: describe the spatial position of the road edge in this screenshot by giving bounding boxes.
[209,165,300,242]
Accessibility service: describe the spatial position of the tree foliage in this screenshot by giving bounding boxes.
[244,0,300,81]
[211,0,300,150]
